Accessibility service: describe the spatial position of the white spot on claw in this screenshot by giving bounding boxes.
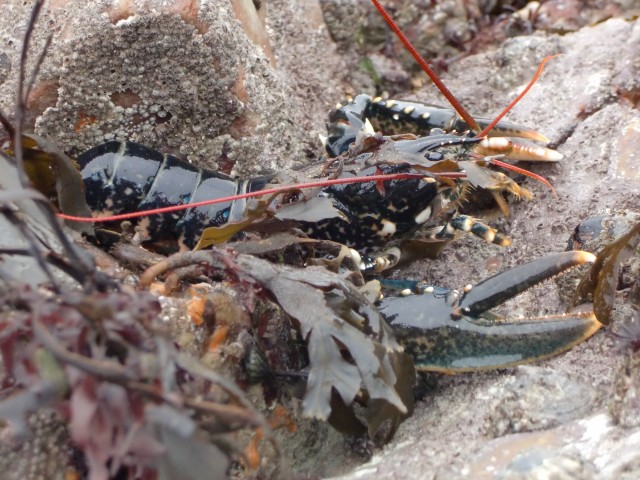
[349,248,366,270]
[482,137,510,149]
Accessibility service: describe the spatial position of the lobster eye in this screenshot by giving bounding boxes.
[426,152,444,162]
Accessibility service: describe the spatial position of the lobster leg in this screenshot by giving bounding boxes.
[434,214,511,247]
[379,251,602,373]
[351,215,511,273]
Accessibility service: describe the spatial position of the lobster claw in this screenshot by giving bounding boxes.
[475,137,563,162]
[378,251,602,373]
[325,95,564,162]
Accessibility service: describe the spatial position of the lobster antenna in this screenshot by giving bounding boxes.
[369,0,480,133]
[369,0,556,193]
[490,158,556,195]
[477,55,559,138]
[57,172,433,224]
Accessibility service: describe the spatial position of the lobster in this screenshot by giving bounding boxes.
[74,97,604,375]
[77,93,559,255]
[64,0,604,436]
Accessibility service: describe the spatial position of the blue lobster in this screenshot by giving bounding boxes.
[76,94,602,372]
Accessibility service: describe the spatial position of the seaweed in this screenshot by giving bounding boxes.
[0,284,278,479]
[139,249,416,442]
[0,2,284,478]
[574,221,640,325]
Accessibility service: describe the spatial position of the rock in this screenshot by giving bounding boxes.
[0,0,346,175]
[0,409,79,480]
[484,366,596,438]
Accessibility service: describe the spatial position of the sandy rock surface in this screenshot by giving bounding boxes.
[1,1,639,479]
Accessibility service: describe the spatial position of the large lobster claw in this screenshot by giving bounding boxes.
[326,95,563,162]
[379,251,602,373]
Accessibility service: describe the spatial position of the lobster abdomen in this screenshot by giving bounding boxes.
[78,141,269,248]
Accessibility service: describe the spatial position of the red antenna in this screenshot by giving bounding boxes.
[369,0,480,133]
[57,162,555,226]
[370,0,556,141]
[489,158,555,194]
[58,173,429,224]
[478,55,559,137]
